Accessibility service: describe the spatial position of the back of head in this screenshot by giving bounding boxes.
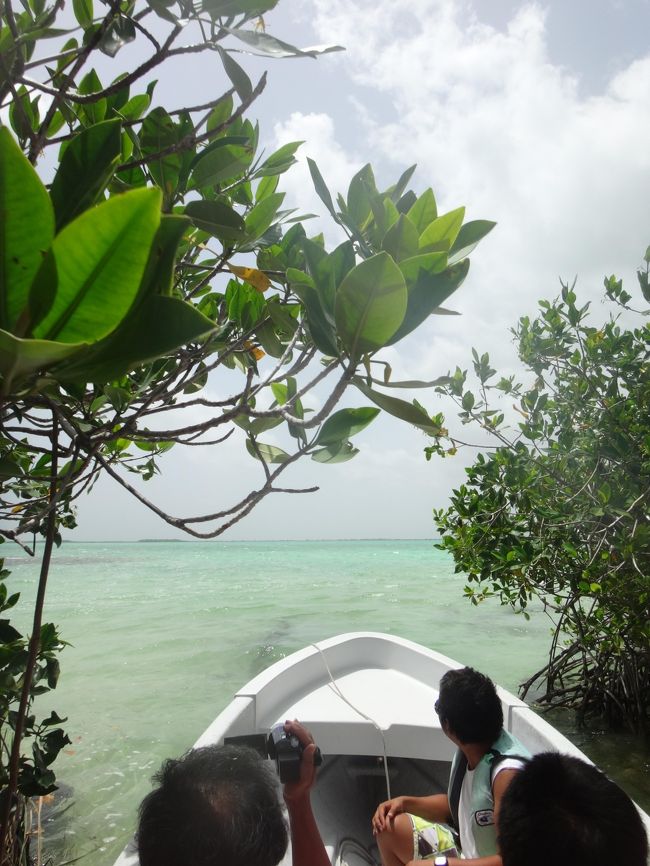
[137,744,288,866]
[437,666,503,744]
[498,752,649,866]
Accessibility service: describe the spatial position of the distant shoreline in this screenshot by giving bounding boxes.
[54,537,440,544]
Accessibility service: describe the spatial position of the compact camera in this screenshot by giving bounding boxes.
[224,724,323,784]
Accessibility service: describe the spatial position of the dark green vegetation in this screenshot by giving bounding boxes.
[431,254,650,735]
[0,0,493,859]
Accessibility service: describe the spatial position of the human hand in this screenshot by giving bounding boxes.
[282,719,320,804]
[372,796,407,834]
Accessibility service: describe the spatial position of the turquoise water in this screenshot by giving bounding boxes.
[4,540,649,864]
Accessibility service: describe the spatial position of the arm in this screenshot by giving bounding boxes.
[409,767,520,866]
[372,793,451,834]
[282,720,330,866]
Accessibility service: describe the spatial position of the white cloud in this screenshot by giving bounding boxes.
[309,0,650,382]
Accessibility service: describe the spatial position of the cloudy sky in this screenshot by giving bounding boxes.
[73,0,650,541]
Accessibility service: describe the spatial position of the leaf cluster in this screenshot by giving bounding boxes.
[430,262,650,731]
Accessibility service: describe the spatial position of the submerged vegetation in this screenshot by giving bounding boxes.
[431,254,650,734]
[0,0,493,860]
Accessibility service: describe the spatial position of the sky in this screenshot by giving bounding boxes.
[71,0,650,541]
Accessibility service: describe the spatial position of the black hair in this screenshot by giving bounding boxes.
[498,752,648,866]
[137,744,289,866]
[437,666,503,744]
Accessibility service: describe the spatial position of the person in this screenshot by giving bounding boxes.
[497,751,649,866]
[137,719,329,866]
[371,667,530,866]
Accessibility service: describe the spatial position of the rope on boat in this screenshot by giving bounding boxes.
[311,643,392,800]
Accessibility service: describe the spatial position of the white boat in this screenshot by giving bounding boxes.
[114,631,650,865]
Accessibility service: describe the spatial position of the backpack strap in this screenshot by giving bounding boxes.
[448,749,467,831]
[488,749,529,788]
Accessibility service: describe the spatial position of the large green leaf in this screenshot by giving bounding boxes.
[55,295,214,381]
[217,46,252,101]
[0,328,86,383]
[316,407,380,446]
[448,220,496,265]
[32,188,162,343]
[419,206,465,253]
[137,214,189,300]
[399,252,449,286]
[184,200,245,241]
[191,140,253,188]
[382,214,419,262]
[335,252,407,359]
[0,128,54,332]
[244,192,284,241]
[352,377,439,434]
[386,259,470,346]
[50,119,122,230]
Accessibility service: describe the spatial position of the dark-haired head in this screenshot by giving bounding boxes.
[436,667,503,744]
[137,744,288,866]
[498,752,648,866]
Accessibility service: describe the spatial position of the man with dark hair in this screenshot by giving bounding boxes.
[137,720,329,866]
[372,667,529,866]
[498,752,649,866]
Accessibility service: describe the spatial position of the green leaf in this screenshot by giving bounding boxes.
[381,214,419,262]
[217,46,253,101]
[50,119,122,230]
[387,259,470,346]
[191,141,253,188]
[352,377,440,434]
[347,164,376,228]
[255,140,303,178]
[137,214,189,300]
[448,220,496,265]
[0,456,23,479]
[286,268,338,356]
[311,441,359,463]
[32,188,162,343]
[185,200,245,240]
[399,252,449,286]
[245,439,290,463]
[316,407,380,446]
[78,69,106,124]
[244,192,284,242]
[307,158,337,219]
[224,28,344,59]
[0,128,55,332]
[0,329,85,384]
[72,0,93,28]
[140,108,182,197]
[384,164,417,204]
[55,295,214,382]
[419,207,465,253]
[407,188,437,233]
[117,93,151,121]
[335,252,407,359]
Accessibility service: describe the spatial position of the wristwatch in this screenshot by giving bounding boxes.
[434,858,448,866]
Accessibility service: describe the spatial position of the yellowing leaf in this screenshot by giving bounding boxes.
[228,265,271,293]
[243,340,265,360]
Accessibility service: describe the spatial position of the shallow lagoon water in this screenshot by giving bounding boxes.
[6,540,649,863]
